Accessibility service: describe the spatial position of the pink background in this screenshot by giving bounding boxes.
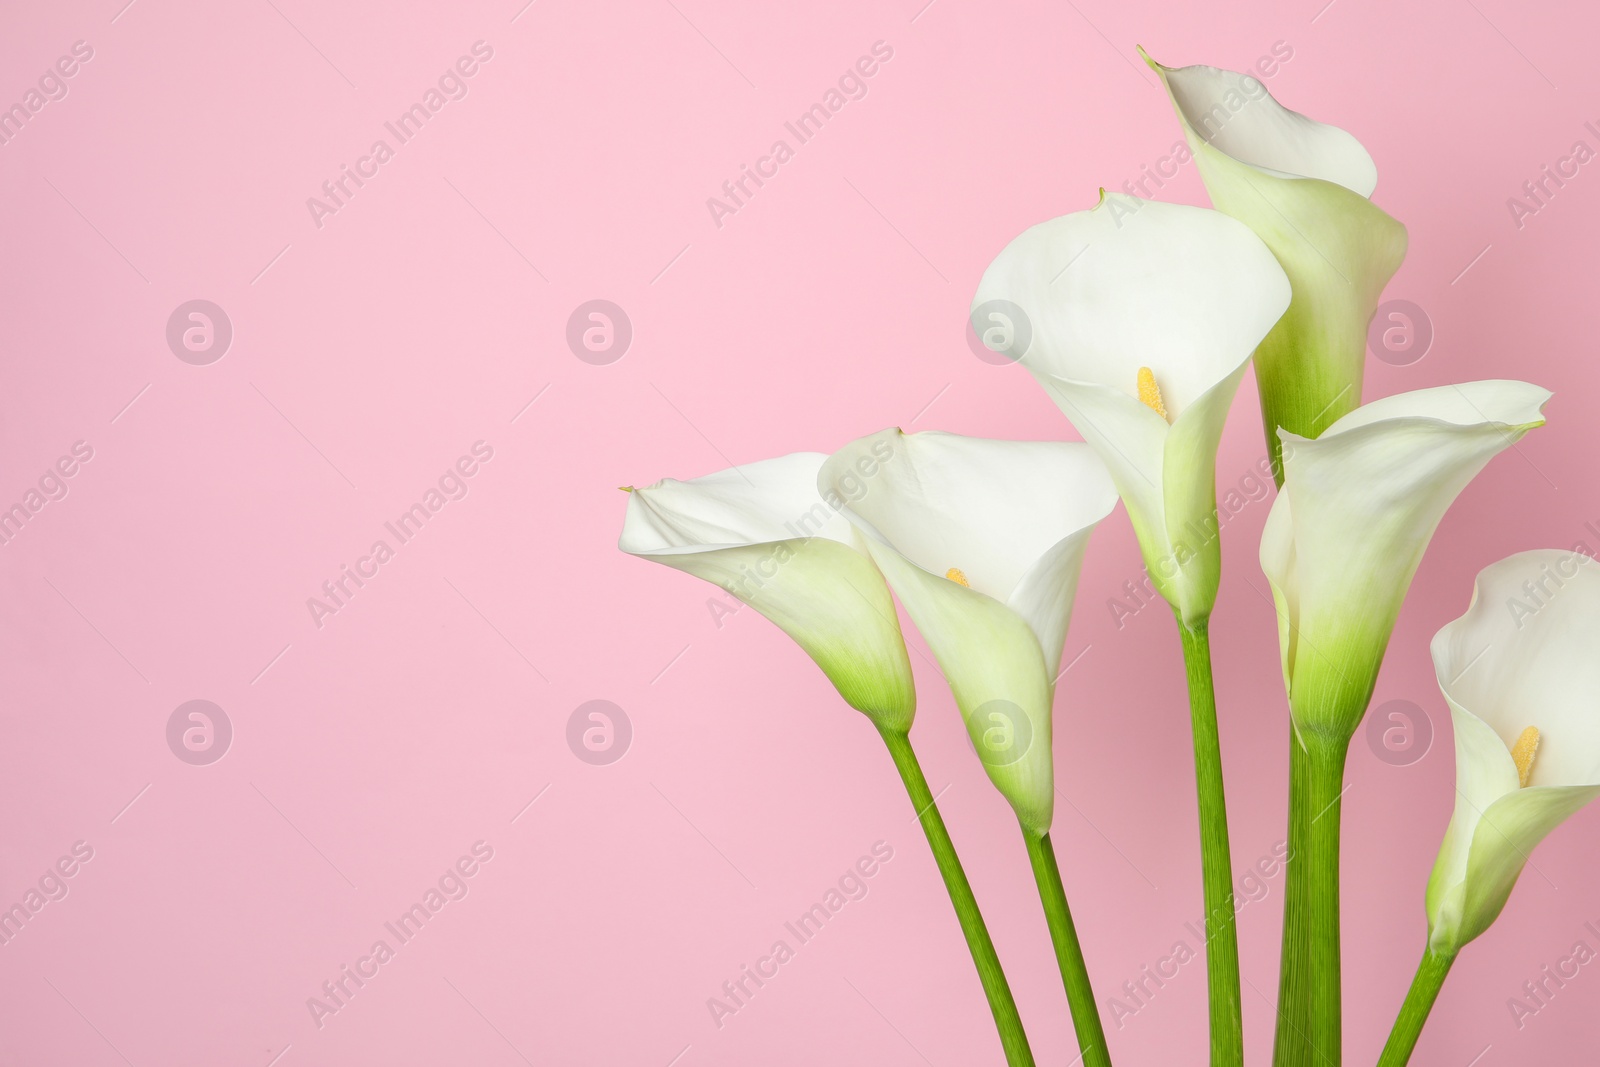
[1,0,1595,1063]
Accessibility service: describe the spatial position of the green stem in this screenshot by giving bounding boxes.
[1377,948,1457,1066]
[1023,830,1113,1067]
[878,727,1036,1067]
[1177,620,1243,1067]
[1273,728,1350,1067]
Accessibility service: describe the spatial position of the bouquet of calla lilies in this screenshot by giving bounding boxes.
[618,50,1597,1067]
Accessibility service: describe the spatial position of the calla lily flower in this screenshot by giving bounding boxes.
[1261,381,1551,737]
[1380,551,1600,1066]
[619,452,915,730]
[1143,49,1408,480]
[819,428,1117,836]
[973,194,1290,625]
[1268,382,1547,1065]
[623,453,1040,1063]
[1425,549,1600,954]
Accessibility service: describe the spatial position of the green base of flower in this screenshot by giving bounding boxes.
[879,727,1035,1067]
[1023,829,1113,1067]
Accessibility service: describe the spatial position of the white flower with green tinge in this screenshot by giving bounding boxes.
[1143,48,1408,477]
[619,450,915,730]
[973,193,1290,625]
[1260,381,1551,738]
[1426,549,1600,955]
[819,429,1117,836]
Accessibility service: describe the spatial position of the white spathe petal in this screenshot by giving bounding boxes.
[1425,550,1600,952]
[819,429,1116,834]
[821,429,1116,640]
[1259,486,1299,693]
[621,452,857,553]
[1262,382,1551,731]
[1148,54,1378,195]
[863,539,1060,835]
[974,194,1290,416]
[1145,50,1408,466]
[973,196,1289,623]
[1322,380,1552,437]
[1031,377,1166,557]
[620,452,915,730]
[1449,785,1598,950]
[1007,525,1100,681]
[1434,550,1600,786]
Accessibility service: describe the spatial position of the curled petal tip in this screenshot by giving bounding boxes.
[1136,45,1164,72]
[618,452,917,731]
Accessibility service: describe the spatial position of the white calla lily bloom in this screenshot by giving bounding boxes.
[973,194,1290,624]
[1426,549,1600,954]
[1144,49,1408,478]
[1261,381,1551,736]
[819,429,1117,836]
[619,452,916,730]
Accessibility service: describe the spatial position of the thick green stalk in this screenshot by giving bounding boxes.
[878,727,1035,1067]
[1176,620,1243,1067]
[1376,948,1457,1066]
[1023,830,1112,1067]
[1273,728,1350,1067]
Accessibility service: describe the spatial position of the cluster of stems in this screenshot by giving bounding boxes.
[878,726,1114,1067]
[881,604,1460,1067]
[874,608,1247,1067]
